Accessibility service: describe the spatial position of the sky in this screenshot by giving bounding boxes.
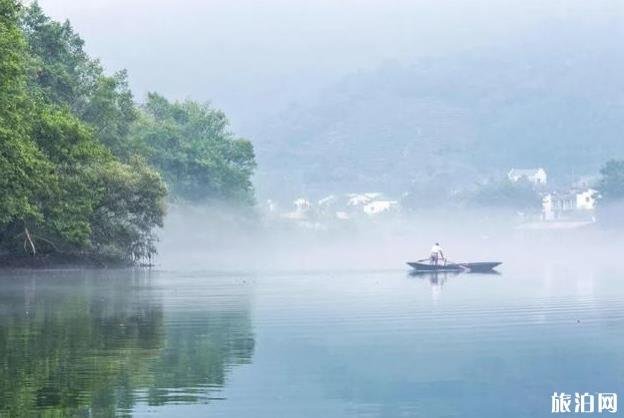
[35,0,624,129]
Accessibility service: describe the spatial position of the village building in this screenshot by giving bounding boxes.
[576,189,597,211]
[363,200,399,216]
[346,193,382,207]
[282,198,312,220]
[542,189,597,220]
[508,168,548,185]
[293,198,311,211]
[278,193,402,223]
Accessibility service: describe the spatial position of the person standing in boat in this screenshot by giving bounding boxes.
[430,243,445,265]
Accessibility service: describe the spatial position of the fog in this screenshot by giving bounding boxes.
[156,204,624,273]
[37,0,624,130]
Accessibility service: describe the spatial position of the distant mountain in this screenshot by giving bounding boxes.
[252,22,624,200]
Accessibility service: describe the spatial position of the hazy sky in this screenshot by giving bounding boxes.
[37,0,623,127]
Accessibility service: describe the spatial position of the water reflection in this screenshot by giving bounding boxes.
[0,270,254,416]
[408,270,501,303]
[408,270,461,282]
[3,267,624,418]
[407,270,457,302]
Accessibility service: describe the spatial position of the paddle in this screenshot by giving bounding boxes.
[416,257,461,269]
[436,258,466,269]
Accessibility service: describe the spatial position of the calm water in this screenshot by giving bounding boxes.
[1,265,623,417]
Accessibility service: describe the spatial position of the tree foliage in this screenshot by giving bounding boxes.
[598,160,624,202]
[21,2,138,156]
[0,0,52,240]
[0,1,164,262]
[130,93,256,204]
[0,1,255,263]
[88,158,166,261]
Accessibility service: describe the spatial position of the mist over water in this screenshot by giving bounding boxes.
[156,204,624,273]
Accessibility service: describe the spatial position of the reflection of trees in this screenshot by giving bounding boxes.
[0,271,164,417]
[146,311,255,405]
[0,271,255,416]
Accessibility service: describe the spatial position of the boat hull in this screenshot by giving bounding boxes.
[406,262,464,272]
[461,262,502,272]
[406,261,502,273]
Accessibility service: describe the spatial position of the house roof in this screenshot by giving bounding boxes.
[508,168,545,177]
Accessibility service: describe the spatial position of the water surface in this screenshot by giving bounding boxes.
[0,265,622,417]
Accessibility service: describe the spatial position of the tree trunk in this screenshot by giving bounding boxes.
[24,227,36,255]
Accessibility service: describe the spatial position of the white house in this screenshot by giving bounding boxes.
[282,198,312,220]
[363,200,399,216]
[347,193,382,207]
[542,193,574,220]
[542,189,597,220]
[293,198,311,211]
[576,189,597,211]
[508,168,547,185]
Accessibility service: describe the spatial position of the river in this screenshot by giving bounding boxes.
[0,264,623,417]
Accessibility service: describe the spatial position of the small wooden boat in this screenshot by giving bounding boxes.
[406,262,465,272]
[406,261,501,273]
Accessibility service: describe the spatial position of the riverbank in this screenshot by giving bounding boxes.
[0,254,142,269]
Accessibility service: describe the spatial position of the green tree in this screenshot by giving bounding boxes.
[598,159,624,202]
[0,0,166,262]
[26,105,118,251]
[89,158,167,262]
[20,1,94,106]
[1,1,255,263]
[21,2,138,156]
[0,0,54,248]
[80,70,137,157]
[130,93,256,204]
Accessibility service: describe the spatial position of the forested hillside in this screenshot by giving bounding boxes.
[253,23,624,200]
[0,0,255,264]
